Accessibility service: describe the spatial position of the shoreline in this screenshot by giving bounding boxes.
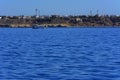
[1,15,120,28]
[0,26,120,28]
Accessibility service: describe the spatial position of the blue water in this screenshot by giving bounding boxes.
[0,28,120,80]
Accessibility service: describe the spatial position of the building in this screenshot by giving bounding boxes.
[76,18,82,22]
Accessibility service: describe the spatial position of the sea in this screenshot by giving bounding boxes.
[0,27,120,80]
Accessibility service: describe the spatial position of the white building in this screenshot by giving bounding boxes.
[76,18,82,22]
[0,17,2,19]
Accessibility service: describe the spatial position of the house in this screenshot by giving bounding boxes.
[76,18,82,22]
[0,17,2,19]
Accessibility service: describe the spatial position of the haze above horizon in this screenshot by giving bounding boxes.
[0,0,120,16]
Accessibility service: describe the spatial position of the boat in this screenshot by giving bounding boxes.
[32,25,45,29]
[32,26,40,29]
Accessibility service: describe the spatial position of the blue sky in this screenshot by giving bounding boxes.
[0,0,120,16]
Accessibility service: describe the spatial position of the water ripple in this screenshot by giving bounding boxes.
[0,28,120,80]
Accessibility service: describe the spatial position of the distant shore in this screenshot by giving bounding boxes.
[1,15,120,28]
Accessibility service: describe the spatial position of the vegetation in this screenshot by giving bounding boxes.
[0,15,120,27]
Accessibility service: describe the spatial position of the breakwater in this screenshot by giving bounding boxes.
[0,15,120,27]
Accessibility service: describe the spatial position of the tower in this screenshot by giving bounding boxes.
[35,8,38,16]
[90,10,92,16]
[38,10,40,16]
[97,10,99,16]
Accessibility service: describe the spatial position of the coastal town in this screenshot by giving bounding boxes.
[0,9,120,27]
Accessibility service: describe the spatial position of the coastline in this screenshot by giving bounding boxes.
[1,15,120,28]
[0,25,120,28]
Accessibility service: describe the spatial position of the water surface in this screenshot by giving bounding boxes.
[0,28,120,80]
